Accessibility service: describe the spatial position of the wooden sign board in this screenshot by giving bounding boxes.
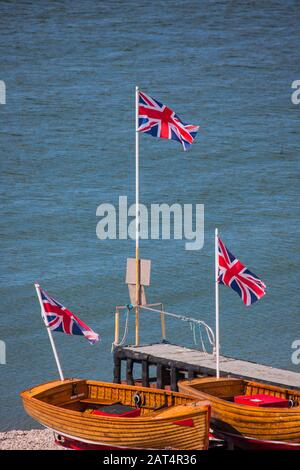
[125,258,151,286]
[126,258,151,306]
[128,284,147,306]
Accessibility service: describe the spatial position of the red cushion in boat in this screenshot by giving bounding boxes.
[91,408,141,418]
[234,394,289,408]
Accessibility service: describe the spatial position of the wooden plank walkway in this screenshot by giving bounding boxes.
[114,343,300,390]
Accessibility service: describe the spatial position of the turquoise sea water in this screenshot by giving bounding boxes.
[0,0,299,430]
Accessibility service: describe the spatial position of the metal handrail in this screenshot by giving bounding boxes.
[112,302,215,354]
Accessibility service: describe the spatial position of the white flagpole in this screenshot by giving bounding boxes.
[34,283,64,381]
[135,85,140,346]
[215,228,220,378]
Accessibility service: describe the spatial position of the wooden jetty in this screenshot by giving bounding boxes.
[113,342,300,391]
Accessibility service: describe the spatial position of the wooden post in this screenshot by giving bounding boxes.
[188,368,196,381]
[170,367,178,392]
[142,360,150,388]
[113,353,121,384]
[126,358,134,385]
[135,306,140,346]
[114,310,120,346]
[160,305,166,342]
[157,363,166,390]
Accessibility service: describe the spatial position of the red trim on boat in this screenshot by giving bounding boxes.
[172,418,194,427]
[91,408,141,418]
[55,437,126,450]
[212,429,300,450]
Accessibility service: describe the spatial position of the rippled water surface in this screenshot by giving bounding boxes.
[0,0,299,429]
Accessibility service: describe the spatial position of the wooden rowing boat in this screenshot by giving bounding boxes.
[178,377,300,450]
[21,378,210,450]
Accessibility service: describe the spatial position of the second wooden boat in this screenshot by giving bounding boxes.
[178,377,300,450]
[21,378,210,450]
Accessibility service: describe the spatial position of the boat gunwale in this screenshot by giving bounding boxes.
[21,378,210,424]
[21,377,203,400]
[178,377,300,414]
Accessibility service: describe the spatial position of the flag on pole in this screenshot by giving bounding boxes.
[218,237,266,306]
[138,91,199,151]
[38,286,100,345]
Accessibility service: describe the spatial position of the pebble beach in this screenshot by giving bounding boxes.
[0,429,63,450]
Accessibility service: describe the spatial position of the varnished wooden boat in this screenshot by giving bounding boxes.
[21,378,210,450]
[178,377,300,450]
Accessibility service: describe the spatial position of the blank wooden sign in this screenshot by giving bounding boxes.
[125,258,151,286]
[126,258,151,306]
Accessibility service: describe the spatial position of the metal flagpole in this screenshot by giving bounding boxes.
[135,85,140,346]
[215,228,220,378]
[34,283,65,381]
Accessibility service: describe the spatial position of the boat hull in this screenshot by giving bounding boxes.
[54,431,152,450]
[178,377,300,449]
[211,429,300,450]
[21,378,210,450]
[54,430,226,451]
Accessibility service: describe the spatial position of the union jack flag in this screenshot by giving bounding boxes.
[38,286,99,345]
[218,237,266,306]
[138,91,199,151]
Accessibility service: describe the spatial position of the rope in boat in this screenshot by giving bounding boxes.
[112,304,215,354]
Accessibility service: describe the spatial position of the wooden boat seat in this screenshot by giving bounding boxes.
[92,404,141,418]
[80,398,120,406]
[83,403,141,418]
